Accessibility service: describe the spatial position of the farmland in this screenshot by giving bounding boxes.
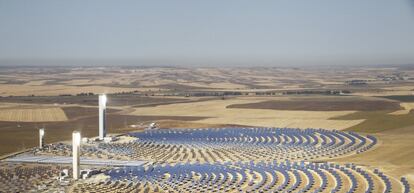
[0,65,414,189]
[0,107,68,122]
[126,97,365,130]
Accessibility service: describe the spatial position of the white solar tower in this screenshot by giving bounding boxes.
[39,128,44,148]
[72,131,81,179]
[99,94,107,140]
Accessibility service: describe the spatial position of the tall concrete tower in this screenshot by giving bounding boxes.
[99,94,107,140]
[39,128,44,148]
[72,131,81,179]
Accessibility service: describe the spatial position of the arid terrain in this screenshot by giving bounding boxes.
[0,65,414,187]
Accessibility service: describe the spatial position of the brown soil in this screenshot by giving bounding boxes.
[227,99,401,111]
[0,113,208,156]
[157,120,254,129]
[62,107,121,120]
[0,95,189,106]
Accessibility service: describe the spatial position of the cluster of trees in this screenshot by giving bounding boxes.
[58,92,95,97]
[283,90,350,95]
[345,80,368,85]
[183,90,351,97]
[186,92,244,97]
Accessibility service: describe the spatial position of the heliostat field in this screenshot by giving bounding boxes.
[1,127,410,192]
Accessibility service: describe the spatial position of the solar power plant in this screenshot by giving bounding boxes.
[1,127,411,192]
[1,0,414,191]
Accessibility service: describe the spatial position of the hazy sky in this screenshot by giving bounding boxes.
[1,0,414,66]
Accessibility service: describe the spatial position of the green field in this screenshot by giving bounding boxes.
[377,95,414,102]
[333,110,414,133]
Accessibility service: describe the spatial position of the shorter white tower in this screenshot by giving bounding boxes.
[99,94,107,140]
[39,128,45,148]
[72,131,81,179]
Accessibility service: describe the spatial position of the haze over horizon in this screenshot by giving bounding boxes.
[1,0,414,67]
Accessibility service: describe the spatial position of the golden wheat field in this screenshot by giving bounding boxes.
[389,102,414,115]
[0,107,68,122]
